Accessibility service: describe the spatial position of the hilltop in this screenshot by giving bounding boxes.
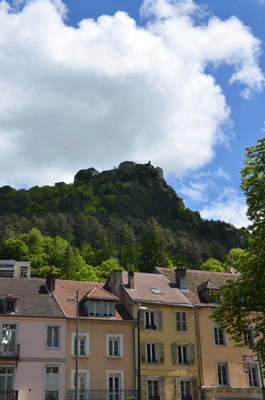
[0,161,248,268]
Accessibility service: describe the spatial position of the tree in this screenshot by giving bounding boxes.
[200,258,225,273]
[138,218,170,273]
[211,138,265,366]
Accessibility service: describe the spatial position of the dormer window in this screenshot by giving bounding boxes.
[86,300,115,317]
[6,299,17,313]
[89,301,100,316]
[197,280,219,303]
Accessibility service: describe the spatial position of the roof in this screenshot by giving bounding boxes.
[54,280,134,321]
[121,271,192,306]
[0,278,63,318]
[81,286,118,301]
[156,267,239,305]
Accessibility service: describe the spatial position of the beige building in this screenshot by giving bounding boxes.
[54,279,137,400]
[157,267,265,400]
[0,260,31,278]
[107,270,200,400]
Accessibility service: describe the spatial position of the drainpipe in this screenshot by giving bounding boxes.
[194,307,204,400]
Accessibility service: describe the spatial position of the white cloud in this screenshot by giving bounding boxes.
[200,188,249,228]
[0,0,263,187]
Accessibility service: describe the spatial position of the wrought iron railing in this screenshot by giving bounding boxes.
[45,391,59,400]
[68,389,138,400]
[0,391,18,400]
[0,344,20,359]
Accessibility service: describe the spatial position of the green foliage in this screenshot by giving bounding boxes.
[95,257,122,281]
[5,238,29,260]
[138,218,170,272]
[211,138,265,367]
[200,258,225,273]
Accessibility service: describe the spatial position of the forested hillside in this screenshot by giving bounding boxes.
[0,162,248,273]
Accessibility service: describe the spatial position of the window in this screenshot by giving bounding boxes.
[145,311,156,330]
[244,326,255,347]
[89,301,100,316]
[0,367,14,391]
[20,267,28,277]
[180,379,192,400]
[107,371,124,400]
[175,312,188,332]
[146,343,157,364]
[106,335,123,358]
[178,344,189,365]
[46,326,60,349]
[45,365,59,400]
[217,362,229,386]
[6,300,17,313]
[148,379,160,400]
[71,333,89,357]
[150,288,161,294]
[71,370,89,400]
[248,364,260,387]
[88,301,115,317]
[214,325,226,346]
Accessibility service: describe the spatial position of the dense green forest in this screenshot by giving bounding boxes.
[0,162,248,276]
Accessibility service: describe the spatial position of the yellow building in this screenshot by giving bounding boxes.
[107,270,200,400]
[54,279,137,400]
[157,267,265,400]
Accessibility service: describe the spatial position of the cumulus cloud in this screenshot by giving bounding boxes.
[200,188,249,228]
[0,0,264,188]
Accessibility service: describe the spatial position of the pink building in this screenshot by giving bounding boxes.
[0,275,66,400]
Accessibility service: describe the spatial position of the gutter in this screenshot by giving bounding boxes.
[194,306,204,400]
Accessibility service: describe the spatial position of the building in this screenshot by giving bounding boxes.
[156,266,265,400]
[0,261,31,278]
[53,278,137,400]
[0,273,66,400]
[107,270,200,400]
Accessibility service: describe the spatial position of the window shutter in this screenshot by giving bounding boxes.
[157,310,163,331]
[140,312,145,330]
[189,343,196,365]
[160,378,166,400]
[140,341,146,363]
[192,378,199,400]
[171,342,178,365]
[175,378,181,400]
[141,377,147,400]
[158,342,165,364]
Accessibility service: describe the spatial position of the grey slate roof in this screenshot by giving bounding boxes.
[0,278,64,318]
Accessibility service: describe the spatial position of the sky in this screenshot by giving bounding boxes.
[0,0,265,228]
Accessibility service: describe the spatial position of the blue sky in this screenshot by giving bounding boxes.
[1,0,265,228]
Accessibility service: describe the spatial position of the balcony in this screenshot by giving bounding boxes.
[0,345,20,360]
[0,391,18,400]
[68,389,138,400]
[45,392,59,400]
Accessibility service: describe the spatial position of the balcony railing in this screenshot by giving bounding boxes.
[68,389,138,400]
[45,391,59,400]
[0,344,20,360]
[0,391,18,400]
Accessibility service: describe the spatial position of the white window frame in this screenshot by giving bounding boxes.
[44,364,60,398]
[248,363,260,388]
[71,369,89,390]
[5,300,17,313]
[244,325,255,347]
[216,361,230,387]
[46,325,61,349]
[144,310,157,331]
[2,323,17,343]
[0,366,15,391]
[213,324,227,346]
[71,333,89,357]
[106,334,123,358]
[88,301,115,317]
[146,342,158,364]
[147,376,160,400]
[179,378,192,399]
[177,343,189,366]
[106,370,124,390]
[175,311,188,333]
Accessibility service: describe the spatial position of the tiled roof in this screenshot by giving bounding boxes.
[54,279,134,321]
[0,278,63,318]
[121,271,192,306]
[157,267,239,305]
[82,286,118,301]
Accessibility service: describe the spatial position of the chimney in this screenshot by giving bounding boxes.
[175,263,187,290]
[109,270,123,299]
[128,271,134,289]
[46,267,56,293]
